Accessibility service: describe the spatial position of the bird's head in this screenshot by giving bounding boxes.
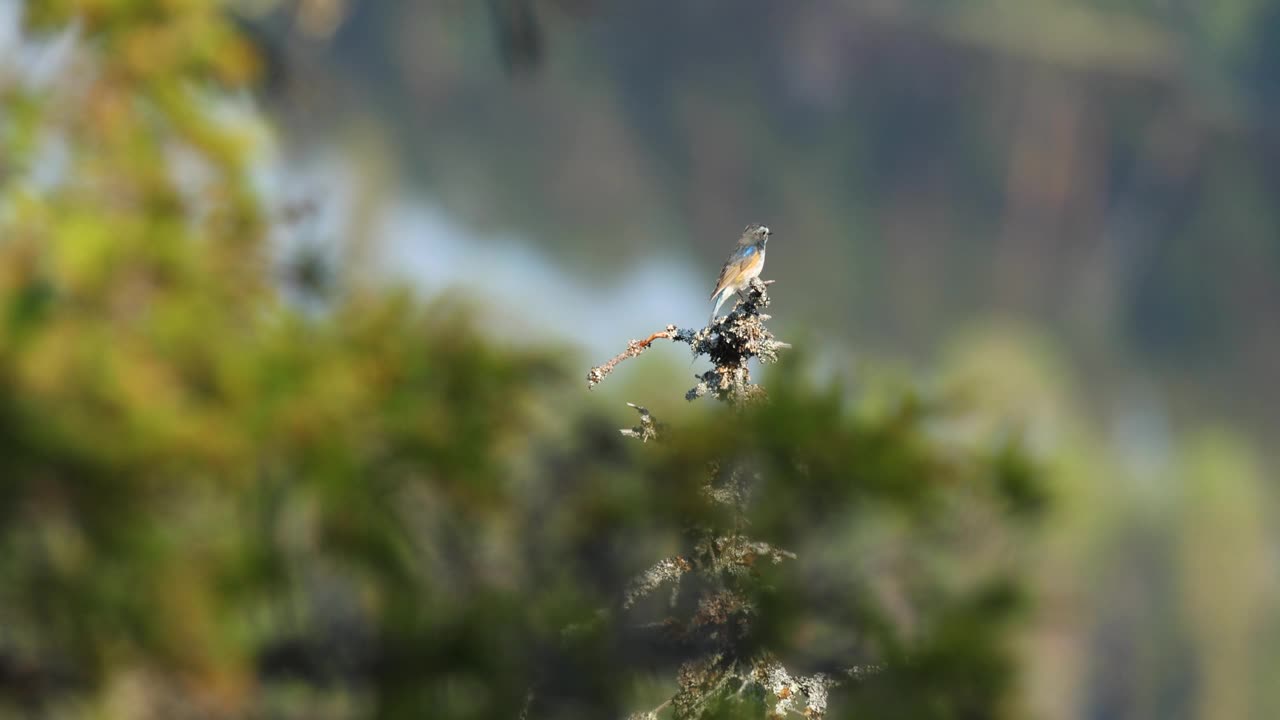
[741,224,771,247]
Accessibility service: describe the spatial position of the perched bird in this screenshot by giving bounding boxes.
[709,224,771,325]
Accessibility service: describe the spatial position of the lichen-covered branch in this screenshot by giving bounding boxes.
[587,278,789,403]
[587,326,684,389]
[664,652,878,720]
[622,555,693,610]
[701,534,796,577]
[753,656,836,718]
[681,279,791,403]
[619,402,663,443]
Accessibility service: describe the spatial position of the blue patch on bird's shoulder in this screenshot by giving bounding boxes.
[737,245,757,258]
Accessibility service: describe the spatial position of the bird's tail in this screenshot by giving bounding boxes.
[709,290,729,326]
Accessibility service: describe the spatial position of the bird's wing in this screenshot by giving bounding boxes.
[709,246,756,300]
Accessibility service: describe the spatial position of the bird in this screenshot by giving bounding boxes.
[709,224,771,325]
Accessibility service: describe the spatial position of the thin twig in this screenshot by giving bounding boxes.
[587,325,678,389]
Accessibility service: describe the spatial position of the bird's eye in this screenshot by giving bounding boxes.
[761,226,770,236]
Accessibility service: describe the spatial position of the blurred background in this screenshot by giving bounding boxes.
[2,0,1278,718]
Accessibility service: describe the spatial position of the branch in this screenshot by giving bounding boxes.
[619,402,663,443]
[587,325,684,389]
[622,555,693,610]
[586,278,788,403]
